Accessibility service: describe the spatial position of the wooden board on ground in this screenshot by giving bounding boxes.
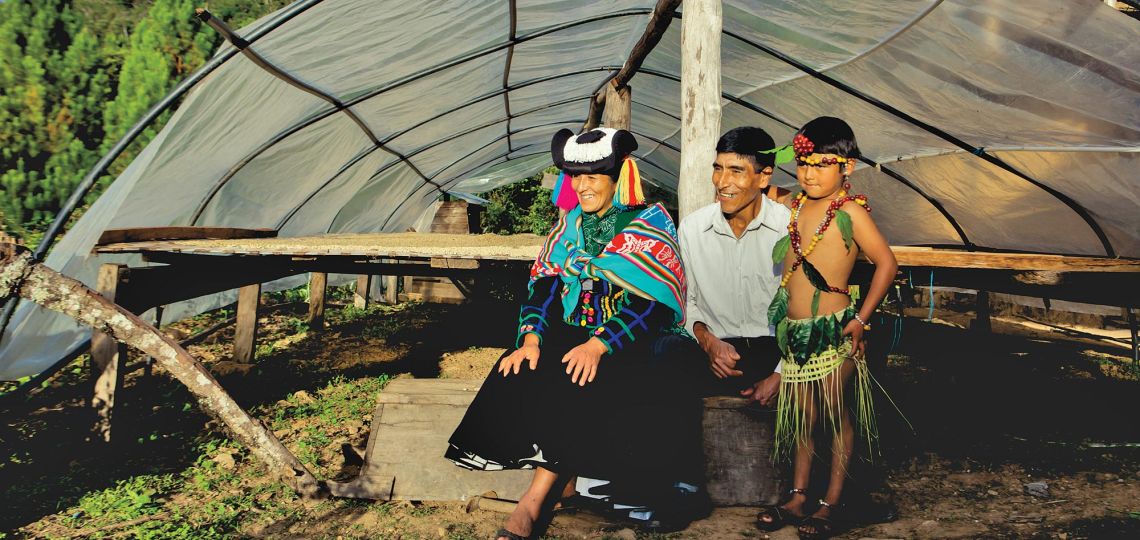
[352,378,532,501]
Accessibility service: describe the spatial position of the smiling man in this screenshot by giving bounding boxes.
[656,126,793,403]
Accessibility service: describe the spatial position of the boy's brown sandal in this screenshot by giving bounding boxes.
[755,488,808,531]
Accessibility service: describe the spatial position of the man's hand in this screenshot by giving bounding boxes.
[700,333,742,379]
[498,334,541,377]
[841,319,866,358]
[562,337,607,386]
[740,372,781,406]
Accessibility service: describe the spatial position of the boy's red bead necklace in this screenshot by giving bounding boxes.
[781,182,870,294]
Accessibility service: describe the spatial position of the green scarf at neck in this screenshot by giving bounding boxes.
[581,206,621,257]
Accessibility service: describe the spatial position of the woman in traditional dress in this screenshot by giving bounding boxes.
[446,128,705,539]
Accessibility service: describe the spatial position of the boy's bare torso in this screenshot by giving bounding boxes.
[781,197,860,319]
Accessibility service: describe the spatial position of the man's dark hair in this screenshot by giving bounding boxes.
[715,126,777,172]
[796,116,860,159]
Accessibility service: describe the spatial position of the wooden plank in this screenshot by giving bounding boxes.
[354,379,532,501]
[91,263,128,443]
[96,226,276,246]
[678,0,721,221]
[354,274,372,309]
[232,283,260,363]
[430,257,479,270]
[886,246,1140,273]
[307,272,327,327]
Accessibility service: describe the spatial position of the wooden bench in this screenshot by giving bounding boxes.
[334,378,782,505]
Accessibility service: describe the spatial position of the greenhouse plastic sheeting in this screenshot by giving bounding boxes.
[2,0,1138,379]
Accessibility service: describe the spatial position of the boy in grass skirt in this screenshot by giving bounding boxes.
[756,117,898,539]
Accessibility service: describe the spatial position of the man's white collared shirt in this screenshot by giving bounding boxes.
[680,199,792,340]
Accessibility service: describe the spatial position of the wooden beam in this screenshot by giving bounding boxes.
[678,0,721,221]
[584,0,680,131]
[611,0,682,91]
[0,245,323,498]
[602,81,632,130]
[885,246,1140,273]
[95,226,276,247]
[354,274,372,309]
[307,272,327,328]
[232,283,261,363]
[91,263,128,442]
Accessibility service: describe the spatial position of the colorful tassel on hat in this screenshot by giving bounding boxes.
[613,158,644,208]
[550,170,579,211]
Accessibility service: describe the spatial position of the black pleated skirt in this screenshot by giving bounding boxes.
[445,321,704,494]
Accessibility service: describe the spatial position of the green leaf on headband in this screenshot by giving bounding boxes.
[801,259,831,292]
[772,235,790,266]
[757,145,795,165]
[774,145,796,165]
[836,209,854,253]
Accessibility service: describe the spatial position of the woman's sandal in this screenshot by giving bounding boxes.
[797,499,840,540]
[755,488,808,531]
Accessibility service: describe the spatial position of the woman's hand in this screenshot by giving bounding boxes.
[498,334,541,377]
[562,337,608,386]
[841,319,866,358]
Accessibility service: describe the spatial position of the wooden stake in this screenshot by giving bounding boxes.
[678,0,721,221]
[602,81,632,130]
[354,274,372,309]
[384,273,398,305]
[0,246,322,497]
[307,272,327,327]
[973,290,991,334]
[232,283,260,363]
[91,263,128,442]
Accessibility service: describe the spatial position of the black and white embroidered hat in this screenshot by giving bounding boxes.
[551,128,638,176]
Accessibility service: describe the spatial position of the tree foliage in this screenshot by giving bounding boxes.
[0,0,290,241]
[479,169,560,236]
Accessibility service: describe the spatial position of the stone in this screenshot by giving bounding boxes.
[1024,481,1049,498]
[292,390,316,404]
[612,528,637,540]
[212,452,237,470]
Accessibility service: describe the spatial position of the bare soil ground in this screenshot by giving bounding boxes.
[1,297,1138,539]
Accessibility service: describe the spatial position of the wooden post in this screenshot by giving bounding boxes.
[602,81,632,130]
[678,0,721,221]
[354,274,372,309]
[0,246,322,497]
[232,283,260,363]
[1128,307,1138,372]
[702,397,780,505]
[307,272,327,327]
[384,274,398,305]
[972,290,991,334]
[91,263,128,442]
